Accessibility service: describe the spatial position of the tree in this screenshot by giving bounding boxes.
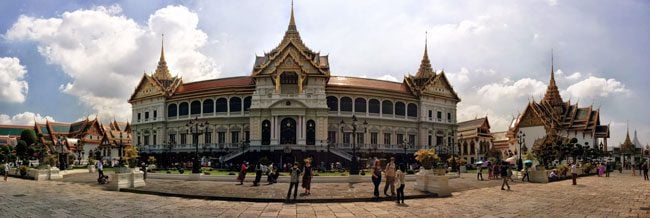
[20,129,38,146]
[0,145,13,163]
[486,147,502,161]
[15,140,28,163]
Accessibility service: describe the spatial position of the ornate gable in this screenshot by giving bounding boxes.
[129,75,165,101]
[251,3,330,78]
[518,104,545,128]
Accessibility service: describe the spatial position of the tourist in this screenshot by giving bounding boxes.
[487,162,493,180]
[267,163,277,184]
[383,157,397,197]
[500,161,510,190]
[521,166,530,182]
[371,159,382,200]
[395,163,406,204]
[237,161,248,185]
[302,159,313,195]
[571,162,577,185]
[286,162,301,202]
[639,163,643,176]
[494,163,501,180]
[97,159,104,180]
[477,166,483,181]
[3,161,9,181]
[253,162,263,186]
[618,163,623,173]
[640,163,650,180]
[605,162,611,177]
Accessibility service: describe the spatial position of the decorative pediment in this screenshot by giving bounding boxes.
[130,75,164,101]
[519,104,544,128]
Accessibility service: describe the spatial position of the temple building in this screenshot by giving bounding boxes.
[612,128,646,166]
[0,118,132,166]
[508,57,610,158]
[129,5,460,166]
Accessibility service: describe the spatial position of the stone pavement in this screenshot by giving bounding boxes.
[0,170,648,217]
[62,172,509,201]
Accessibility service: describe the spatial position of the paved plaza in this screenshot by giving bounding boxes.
[0,171,648,217]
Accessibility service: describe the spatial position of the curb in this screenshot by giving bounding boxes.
[120,188,440,203]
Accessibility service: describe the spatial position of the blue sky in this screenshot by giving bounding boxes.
[0,0,648,147]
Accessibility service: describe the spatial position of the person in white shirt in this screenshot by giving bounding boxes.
[571,161,577,185]
[97,160,104,180]
[3,162,10,181]
[395,163,406,204]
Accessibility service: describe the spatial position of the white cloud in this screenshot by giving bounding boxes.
[0,111,55,125]
[5,5,218,121]
[547,0,558,6]
[477,78,547,101]
[457,104,513,131]
[565,72,582,80]
[376,74,399,82]
[446,67,470,85]
[565,76,629,98]
[0,57,28,103]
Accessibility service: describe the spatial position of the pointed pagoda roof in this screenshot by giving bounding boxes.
[633,129,642,149]
[415,32,434,79]
[542,52,563,107]
[153,35,173,81]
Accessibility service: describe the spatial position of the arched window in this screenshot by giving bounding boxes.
[203,99,214,114]
[354,98,366,113]
[395,101,405,116]
[230,97,242,113]
[327,96,338,111]
[216,98,227,113]
[369,99,380,114]
[407,103,418,118]
[243,96,252,111]
[261,120,271,145]
[470,141,475,155]
[179,102,189,116]
[340,97,352,112]
[382,100,393,115]
[167,104,177,117]
[190,100,201,115]
[306,120,316,145]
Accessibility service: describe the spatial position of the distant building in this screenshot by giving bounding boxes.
[612,128,645,166]
[508,59,609,156]
[456,117,492,163]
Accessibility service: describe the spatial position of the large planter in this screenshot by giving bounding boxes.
[529,169,549,183]
[415,168,451,197]
[88,165,96,173]
[110,168,145,191]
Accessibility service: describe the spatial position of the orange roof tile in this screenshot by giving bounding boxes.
[175,76,254,94]
[327,76,410,94]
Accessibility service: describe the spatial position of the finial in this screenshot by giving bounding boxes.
[424,31,429,58]
[160,34,165,62]
[288,0,297,31]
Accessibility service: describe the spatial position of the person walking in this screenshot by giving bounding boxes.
[237,162,248,185]
[640,163,650,180]
[383,157,397,197]
[302,159,313,195]
[521,166,530,182]
[253,162,263,186]
[97,160,104,180]
[395,163,406,204]
[507,164,514,182]
[3,161,9,181]
[500,162,510,190]
[605,162,611,177]
[267,163,277,184]
[571,161,578,185]
[286,162,301,202]
[477,166,483,181]
[371,159,382,200]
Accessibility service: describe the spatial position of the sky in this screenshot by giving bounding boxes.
[0,0,648,148]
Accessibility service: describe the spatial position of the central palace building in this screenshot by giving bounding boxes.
[129,6,460,166]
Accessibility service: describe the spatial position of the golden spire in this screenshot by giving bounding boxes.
[542,50,563,107]
[153,34,172,81]
[288,0,297,32]
[622,121,634,150]
[415,31,434,79]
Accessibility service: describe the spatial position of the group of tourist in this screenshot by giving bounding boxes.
[369,157,407,204]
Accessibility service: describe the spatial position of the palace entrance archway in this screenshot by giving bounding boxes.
[280,118,296,144]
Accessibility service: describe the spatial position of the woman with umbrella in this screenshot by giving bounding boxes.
[476,161,484,181]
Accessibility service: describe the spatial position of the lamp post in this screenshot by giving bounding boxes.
[402,137,409,168]
[517,131,526,171]
[58,137,65,170]
[339,115,366,175]
[185,117,209,174]
[118,131,125,167]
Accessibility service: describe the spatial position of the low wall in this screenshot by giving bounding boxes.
[147,173,453,183]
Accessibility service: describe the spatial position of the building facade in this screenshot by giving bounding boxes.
[456,117,493,163]
[129,6,460,165]
[508,60,610,157]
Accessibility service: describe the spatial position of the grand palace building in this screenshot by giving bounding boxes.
[129,6,460,166]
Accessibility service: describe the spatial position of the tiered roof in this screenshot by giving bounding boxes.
[457,117,492,140]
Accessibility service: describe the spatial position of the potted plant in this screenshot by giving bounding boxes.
[414,149,439,171]
[19,165,28,177]
[87,157,97,173]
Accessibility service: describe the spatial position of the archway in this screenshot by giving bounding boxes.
[280,118,297,144]
[306,120,315,145]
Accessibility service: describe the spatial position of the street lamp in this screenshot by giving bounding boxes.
[118,131,125,167]
[517,131,526,171]
[75,143,83,166]
[339,115,366,175]
[185,117,209,174]
[402,137,409,168]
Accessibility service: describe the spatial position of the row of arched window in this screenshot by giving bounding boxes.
[326,96,417,117]
[168,96,252,117]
